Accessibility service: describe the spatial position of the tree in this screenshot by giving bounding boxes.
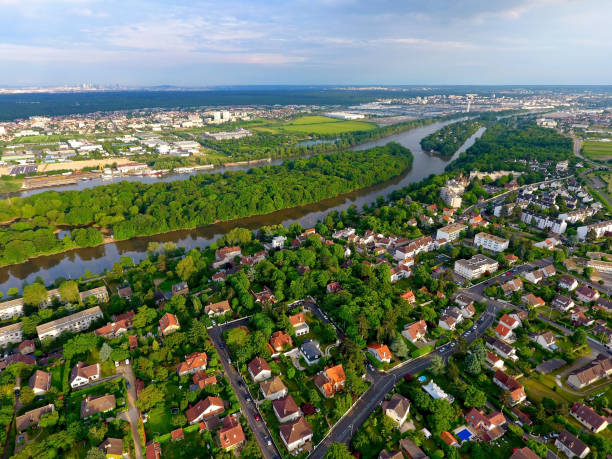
[389,336,409,359]
[324,442,352,459]
[87,424,108,444]
[39,410,59,428]
[188,320,208,345]
[464,353,482,376]
[428,399,454,434]
[526,438,548,458]
[19,385,35,405]
[85,448,106,459]
[59,280,80,303]
[572,329,587,347]
[136,385,165,411]
[23,283,48,307]
[99,342,112,362]
[176,256,197,281]
[464,387,487,408]
[132,306,158,329]
[171,413,187,427]
[430,355,445,376]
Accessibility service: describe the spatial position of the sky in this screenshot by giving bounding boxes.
[0,0,610,86]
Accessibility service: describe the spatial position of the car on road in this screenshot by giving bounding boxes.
[254,413,261,421]
[265,437,272,446]
[227,358,232,364]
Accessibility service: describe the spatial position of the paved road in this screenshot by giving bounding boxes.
[208,325,281,459]
[117,364,144,459]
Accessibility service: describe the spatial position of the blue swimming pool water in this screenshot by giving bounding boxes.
[456,428,472,442]
[417,376,427,382]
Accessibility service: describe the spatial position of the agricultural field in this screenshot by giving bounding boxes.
[255,115,377,135]
[582,139,612,161]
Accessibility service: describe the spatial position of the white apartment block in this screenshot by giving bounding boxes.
[454,254,499,280]
[577,220,612,241]
[521,212,567,235]
[0,298,24,321]
[0,323,23,348]
[436,223,467,242]
[474,232,509,253]
[440,186,462,208]
[79,287,109,304]
[36,306,103,341]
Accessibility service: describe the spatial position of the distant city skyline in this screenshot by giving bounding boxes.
[1,0,611,86]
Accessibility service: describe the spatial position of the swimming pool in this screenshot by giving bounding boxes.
[456,428,473,442]
[417,376,427,382]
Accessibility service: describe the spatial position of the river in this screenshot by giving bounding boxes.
[0,121,485,291]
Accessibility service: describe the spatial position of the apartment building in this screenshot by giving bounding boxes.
[436,223,467,242]
[79,286,109,303]
[0,298,24,321]
[577,220,612,240]
[36,306,104,340]
[454,254,499,280]
[0,323,23,348]
[474,232,509,252]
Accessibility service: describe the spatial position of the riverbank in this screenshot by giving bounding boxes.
[0,143,414,269]
[0,118,482,291]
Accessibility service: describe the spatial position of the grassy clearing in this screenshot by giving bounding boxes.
[255,115,376,135]
[521,373,580,405]
[583,140,612,160]
[0,178,22,193]
[146,406,173,437]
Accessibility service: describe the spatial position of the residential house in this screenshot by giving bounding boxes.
[379,451,404,459]
[436,223,466,241]
[486,350,505,370]
[382,393,411,426]
[217,415,245,451]
[510,448,540,459]
[172,282,189,296]
[465,408,507,437]
[279,416,313,453]
[402,320,427,344]
[531,331,556,351]
[501,278,523,296]
[29,370,51,395]
[18,340,35,355]
[70,362,101,389]
[289,312,309,336]
[390,266,411,283]
[400,290,416,304]
[552,294,575,312]
[399,438,428,459]
[116,285,133,300]
[422,380,454,403]
[441,431,459,447]
[575,285,599,303]
[251,286,276,303]
[81,394,116,418]
[177,352,208,376]
[558,275,579,291]
[555,429,590,458]
[186,396,225,424]
[204,300,232,317]
[495,323,514,342]
[212,246,242,268]
[98,438,124,459]
[16,404,54,431]
[500,314,521,330]
[493,370,526,405]
[438,307,463,331]
[269,331,293,353]
[94,319,131,338]
[145,441,162,459]
[300,340,323,366]
[326,282,342,294]
[522,293,545,308]
[524,270,544,284]
[567,354,612,389]
[248,357,271,382]
[260,376,288,401]
[273,395,301,423]
[368,343,392,363]
[192,371,217,389]
[570,402,608,433]
[159,313,180,336]
[314,365,346,398]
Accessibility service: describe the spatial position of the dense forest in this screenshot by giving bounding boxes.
[447,120,573,172]
[420,120,480,157]
[0,143,412,266]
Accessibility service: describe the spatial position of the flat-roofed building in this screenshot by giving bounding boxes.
[36,306,103,340]
[436,223,467,242]
[79,286,109,304]
[454,254,498,280]
[474,232,509,252]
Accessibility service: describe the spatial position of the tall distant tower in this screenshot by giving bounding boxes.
[466,100,471,113]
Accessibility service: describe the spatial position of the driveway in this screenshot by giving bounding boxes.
[116,364,143,459]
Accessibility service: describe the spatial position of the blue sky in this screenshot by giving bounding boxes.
[0,0,610,86]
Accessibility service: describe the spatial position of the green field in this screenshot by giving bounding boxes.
[256,115,376,135]
[582,139,612,160]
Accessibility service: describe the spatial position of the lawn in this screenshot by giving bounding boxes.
[147,405,173,437]
[521,373,580,405]
[260,115,376,135]
[160,429,217,459]
[583,140,612,161]
[0,178,23,193]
